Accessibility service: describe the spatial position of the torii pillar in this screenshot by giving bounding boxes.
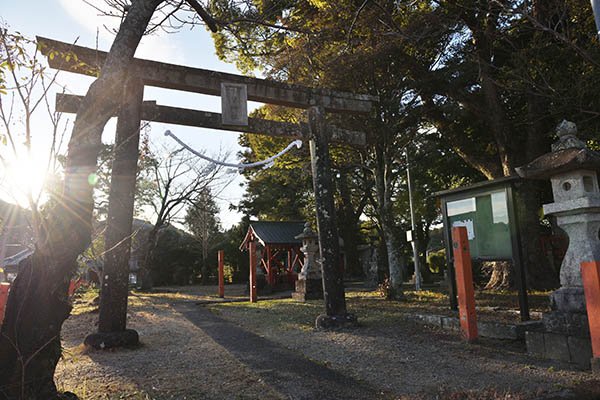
[309,106,356,329]
[84,76,143,349]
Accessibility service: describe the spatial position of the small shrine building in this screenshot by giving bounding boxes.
[240,221,305,288]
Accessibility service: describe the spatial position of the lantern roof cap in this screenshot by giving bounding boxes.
[516,121,600,180]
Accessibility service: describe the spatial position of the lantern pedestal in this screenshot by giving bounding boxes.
[517,120,600,368]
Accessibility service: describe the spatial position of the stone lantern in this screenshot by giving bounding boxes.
[516,120,600,367]
[292,222,324,301]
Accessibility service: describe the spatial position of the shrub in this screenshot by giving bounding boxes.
[427,248,446,274]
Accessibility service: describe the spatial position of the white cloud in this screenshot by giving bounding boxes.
[57,0,117,47]
[136,34,186,65]
[57,0,185,64]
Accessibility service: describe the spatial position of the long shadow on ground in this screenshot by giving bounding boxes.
[172,302,391,400]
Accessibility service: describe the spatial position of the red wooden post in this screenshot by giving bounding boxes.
[0,282,10,325]
[218,250,225,298]
[452,227,478,343]
[266,246,273,286]
[249,239,258,303]
[581,261,600,364]
[287,248,293,284]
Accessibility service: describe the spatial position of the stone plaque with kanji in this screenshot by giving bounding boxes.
[221,82,248,126]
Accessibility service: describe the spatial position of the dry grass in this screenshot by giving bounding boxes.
[209,286,550,332]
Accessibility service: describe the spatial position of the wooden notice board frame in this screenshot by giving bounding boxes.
[436,176,530,321]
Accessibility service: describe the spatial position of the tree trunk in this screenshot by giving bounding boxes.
[138,225,159,290]
[336,170,362,278]
[0,1,161,397]
[515,181,558,290]
[382,222,405,300]
[416,223,433,284]
[372,129,404,300]
[201,220,210,284]
[483,261,512,290]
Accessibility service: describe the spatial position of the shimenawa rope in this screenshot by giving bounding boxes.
[164,130,302,171]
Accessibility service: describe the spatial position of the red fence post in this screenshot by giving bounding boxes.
[249,240,258,303]
[452,227,478,343]
[218,250,225,298]
[581,261,600,371]
[0,282,10,325]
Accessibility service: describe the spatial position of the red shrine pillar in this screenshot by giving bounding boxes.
[249,239,257,303]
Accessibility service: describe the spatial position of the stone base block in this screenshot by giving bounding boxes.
[292,291,323,301]
[550,287,586,314]
[542,311,589,337]
[292,279,323,302]
[525,330,592,368]
[591,357,600,374]
[478,322,518,340]
[526,331,546,358]
[516,321,544,340]
[315,313,358,330]
[84,329,139,350]
[545,332,571,363]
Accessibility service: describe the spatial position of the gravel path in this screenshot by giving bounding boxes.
[57,294,285,399]
[55,285,600,399]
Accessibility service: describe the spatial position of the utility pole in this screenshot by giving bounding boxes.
[406,150,422,291]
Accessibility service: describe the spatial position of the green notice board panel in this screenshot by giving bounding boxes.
[447,190,512,260]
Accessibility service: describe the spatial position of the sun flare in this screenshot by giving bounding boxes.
[0,153,52,208]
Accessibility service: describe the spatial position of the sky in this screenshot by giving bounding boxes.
[0,0,263,228]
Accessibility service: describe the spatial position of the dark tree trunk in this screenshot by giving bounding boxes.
[0,1,161,397]
[416,223,433,284]
[336,170,363,278]
[138,226,159,290]
[516,181,558,290]
[372,129,404,300]
[463,4,557,292]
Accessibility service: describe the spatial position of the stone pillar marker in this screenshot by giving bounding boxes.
[517,120,600,367]
[292,222,323,301]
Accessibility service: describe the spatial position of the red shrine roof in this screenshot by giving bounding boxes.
[240,221,305,250]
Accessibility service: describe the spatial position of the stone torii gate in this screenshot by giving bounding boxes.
[39,36,377,335]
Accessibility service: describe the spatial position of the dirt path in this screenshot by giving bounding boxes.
[173,302,390,400]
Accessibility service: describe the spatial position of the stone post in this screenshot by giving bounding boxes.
[85,77,143,349]
[308,106,356,328]
[516,120,600,368]
[292,222,323,301]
